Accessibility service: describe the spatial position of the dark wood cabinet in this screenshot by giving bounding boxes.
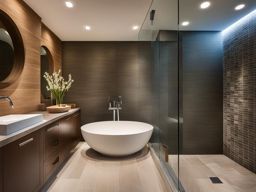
[43,123,60,182]
[59,112,81,161]
[0,111,81,192]
[43,111,80,183]
[44,150,60,182]
[2,131,42,192]
[44,123,60,157]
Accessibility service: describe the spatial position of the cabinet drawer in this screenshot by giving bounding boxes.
[44,123,60,159]
[3,131,42,192]
[44,151,60,182]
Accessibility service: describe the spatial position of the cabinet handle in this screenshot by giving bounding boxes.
[52,156,59,165]
[19,138,34,147]
[65,116,72,121]
[46,125,58,132]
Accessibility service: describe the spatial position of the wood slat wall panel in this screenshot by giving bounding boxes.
[41,23,62,71]
[0,0,62,115]
[0,0,41,115]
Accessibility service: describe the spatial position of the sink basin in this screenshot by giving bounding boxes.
[0,114,44,135]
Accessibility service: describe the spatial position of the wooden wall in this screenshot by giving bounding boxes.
[41,23,62,71]
[0,0,62,115]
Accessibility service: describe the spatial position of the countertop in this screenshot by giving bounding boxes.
[0,108,80,148]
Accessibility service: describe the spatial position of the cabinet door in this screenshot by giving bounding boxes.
[59,112,80,160]
[3,131,42,192]
[44,123,60,159]
[70,112,81,144]
[74,113,82,140]
[43,123,60,182]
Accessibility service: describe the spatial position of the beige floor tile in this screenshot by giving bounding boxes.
[48,142,167,192]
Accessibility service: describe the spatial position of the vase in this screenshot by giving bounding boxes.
[55,94,64,107]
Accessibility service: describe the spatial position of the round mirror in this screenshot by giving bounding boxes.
[0,28,14,81]
[40,46,53,104]
[0,10,25,88]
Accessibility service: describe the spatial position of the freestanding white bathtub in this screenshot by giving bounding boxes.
[81,121,153,156]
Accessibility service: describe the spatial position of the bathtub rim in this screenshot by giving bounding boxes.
[81,120,154,136]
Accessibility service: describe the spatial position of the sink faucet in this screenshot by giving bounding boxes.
[108,96,122,121]
[0,96,14,108]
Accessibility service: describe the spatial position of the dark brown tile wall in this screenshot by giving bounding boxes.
[223,11,256,173]
[62,42,154,125]
[181,31,223,154]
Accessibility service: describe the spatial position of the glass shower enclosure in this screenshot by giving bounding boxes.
[139,0,256,192]
[139,0,181,191]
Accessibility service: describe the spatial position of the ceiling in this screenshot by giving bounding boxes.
[179,0,256,31]
[24,0,152,41]
[24,0,256,41]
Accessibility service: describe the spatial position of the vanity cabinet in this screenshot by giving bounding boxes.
[2,131,42,192]
[43,112,81,183]
[0,110,81,192]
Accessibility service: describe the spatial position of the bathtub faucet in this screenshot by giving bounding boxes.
[108,96,122,121]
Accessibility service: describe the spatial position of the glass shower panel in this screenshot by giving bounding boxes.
[179,1,256,192]
[139,0,180,191]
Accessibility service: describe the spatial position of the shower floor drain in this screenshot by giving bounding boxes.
[210,177,223,184]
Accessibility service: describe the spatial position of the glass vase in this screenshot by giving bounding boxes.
[55,94,64,107]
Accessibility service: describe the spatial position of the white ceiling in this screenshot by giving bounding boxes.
[24,0,152,41]
[24,0,256,41]
[179,0,256,31]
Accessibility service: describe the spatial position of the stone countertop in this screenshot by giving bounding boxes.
[0,108,80,148]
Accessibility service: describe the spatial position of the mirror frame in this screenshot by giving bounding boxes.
[0,10,25,88]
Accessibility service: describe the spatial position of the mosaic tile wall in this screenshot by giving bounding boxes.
[223,11,256,173]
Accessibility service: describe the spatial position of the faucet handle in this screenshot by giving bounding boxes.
[108,96,112,108]
[118,96,122,105]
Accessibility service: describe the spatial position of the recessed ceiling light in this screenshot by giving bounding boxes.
[132,25,139,30]
[181,21,190,26]
[235,4,245,11]
[84,25,91,31]
[200,1,211,9]
[65,1,74,8]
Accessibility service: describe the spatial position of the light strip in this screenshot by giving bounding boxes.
[222,9,256,36]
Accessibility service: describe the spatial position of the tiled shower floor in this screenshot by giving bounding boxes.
[169,155,256,192]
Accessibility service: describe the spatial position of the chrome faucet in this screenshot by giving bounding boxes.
[0,96,14,108]
[108,96,122,121]
[116,96,122,121]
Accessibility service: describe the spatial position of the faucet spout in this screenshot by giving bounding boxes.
[108,96,122,121]
[0,96,14,108]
